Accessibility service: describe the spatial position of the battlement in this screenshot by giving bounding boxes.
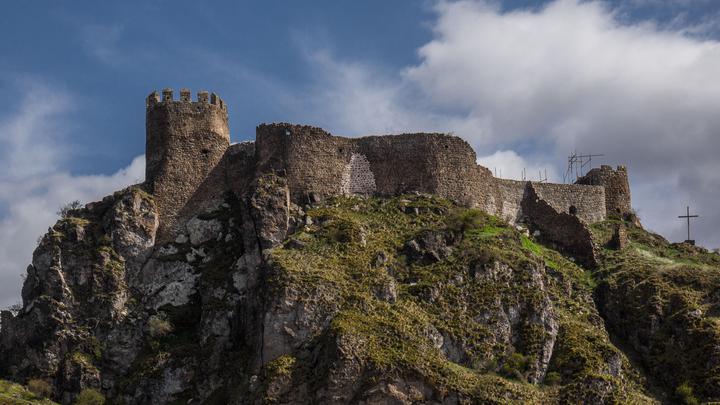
[145,88,231,240]
[146,88,227,111]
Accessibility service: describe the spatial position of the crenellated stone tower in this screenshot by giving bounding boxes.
[145,88,230,239]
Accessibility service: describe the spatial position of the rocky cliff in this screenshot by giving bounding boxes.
[1,175,718,404]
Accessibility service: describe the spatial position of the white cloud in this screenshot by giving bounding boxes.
[301,0,720,248]
[477,150,558,182]
[0,83,144,308]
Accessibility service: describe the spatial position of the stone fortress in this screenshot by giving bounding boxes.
[145,89,633,266]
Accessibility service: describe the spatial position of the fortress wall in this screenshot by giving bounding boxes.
[254,124,496,207]
[522,184,598,268]
[494,179,528,223]
[531,182,606,224]
[256,124,352,202]
[225,141,256,197]
[355,133,490,206]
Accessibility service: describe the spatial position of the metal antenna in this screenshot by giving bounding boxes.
[538,169,548,183]
[564,151,604,183]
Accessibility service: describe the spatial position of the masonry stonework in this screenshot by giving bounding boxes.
[576,165,632,219]
[492,180,605,225]
[141,89,635,262]
[341,154,376,196]
[145,89,230,239]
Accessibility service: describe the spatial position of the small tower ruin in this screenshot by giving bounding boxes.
[145,88,230,238]
[576,165,632,219]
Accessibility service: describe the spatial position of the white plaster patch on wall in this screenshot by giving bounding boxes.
[341,153,376,195]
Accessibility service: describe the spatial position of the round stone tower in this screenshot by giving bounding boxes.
[145,88,230,238]
[576,165,632,219]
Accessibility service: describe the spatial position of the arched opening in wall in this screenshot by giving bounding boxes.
[341,153,376,196]
[569,205,578,215]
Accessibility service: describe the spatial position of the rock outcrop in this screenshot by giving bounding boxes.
[1,186,663,404]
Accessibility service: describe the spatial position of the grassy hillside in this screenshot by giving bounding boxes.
[261,194,654,403]
[592,220,720,403]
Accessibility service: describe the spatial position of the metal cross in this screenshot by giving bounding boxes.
[678,206,699,242]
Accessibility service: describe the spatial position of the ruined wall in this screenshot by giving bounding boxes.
[521,184,598,268]
[531,183,606,224]
[341,154,376,196]
[494,179,527,223]
[254,124,495,207]
[576,165,632,218]
[225,141,257,197]
[145,89,230,239]
[142,91,622,243]
[493,180,606,225]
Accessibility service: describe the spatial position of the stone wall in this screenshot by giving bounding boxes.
[145,89,230,240]
[341,154,376,196]
[225,141,257,197]
[494,179,528,223]
[531,182,606,224]
[576,165,632,218]
[254,123,495,207]
[492,180,606,225]
[521,184,598,268]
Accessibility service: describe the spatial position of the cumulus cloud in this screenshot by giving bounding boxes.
[0,83,144,308]
[303,0,720,248]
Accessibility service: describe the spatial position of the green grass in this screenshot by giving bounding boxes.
[0,380,58,405]
[264,195,654,403]
[591,219,720,402]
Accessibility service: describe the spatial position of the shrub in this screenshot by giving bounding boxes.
[147,315,173,338]
[57,200,83,219]
[675,382,699,405]
[4,301,22,315]
[75,388,105,405]
[499,352,530,382]
[544,371,562,386]
[26,378,52,398]
[445,209,485,238]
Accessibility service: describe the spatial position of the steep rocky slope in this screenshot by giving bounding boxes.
[0,177,717,404]
[592,222,720,403]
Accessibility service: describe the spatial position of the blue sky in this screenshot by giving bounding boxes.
[0,1,434,173]
[2,0,720,306]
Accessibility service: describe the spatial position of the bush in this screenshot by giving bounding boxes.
[147,315,173,338]
[445,209,485,238]
[544,371,562,386]
[3,301,22,315]
[75,388,105,405]
[499,352,530,382]
[675,382,699,405]
[57,200,83,219]
[26,378,52,398]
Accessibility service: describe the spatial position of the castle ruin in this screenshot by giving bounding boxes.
[144,89,633,265]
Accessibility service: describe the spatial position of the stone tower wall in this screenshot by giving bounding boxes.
[145,89,230,239]
[254,124,496,207]
[576,165,632,218]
